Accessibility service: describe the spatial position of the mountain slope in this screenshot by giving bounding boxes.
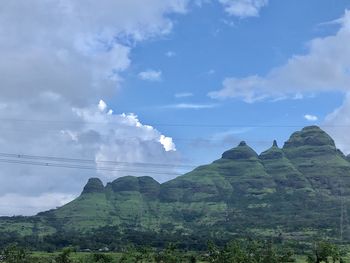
[2,126,350,243]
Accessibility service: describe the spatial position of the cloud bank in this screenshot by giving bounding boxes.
[0,0,187,216]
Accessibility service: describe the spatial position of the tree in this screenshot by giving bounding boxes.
[307,242,344,263]
[157,243,183,263]
[206,240,295,263]
[55,248,73,263]
[1,244,32,263]
[88,253,113,263]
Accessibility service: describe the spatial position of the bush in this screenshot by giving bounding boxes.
[88,253,113,263]
[55,248,73,263]
[1,244,32,263]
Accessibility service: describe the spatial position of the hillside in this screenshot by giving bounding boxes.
[1,126,350,244]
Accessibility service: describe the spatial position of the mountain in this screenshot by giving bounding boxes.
[2,126,350,244]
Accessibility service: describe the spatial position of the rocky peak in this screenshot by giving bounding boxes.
[259,141,284,160]
[81,178,105,194]
[108,176,160,196]
[283,126,336,149]
[110,176,140,192]
[222,141,258,160]
[239,141,247,146]
[272,140,278,147]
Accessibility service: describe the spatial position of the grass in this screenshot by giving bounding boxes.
[29,252,350,263]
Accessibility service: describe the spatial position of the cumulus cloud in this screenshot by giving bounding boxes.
[304,114,318,122]
[159,135,177,151]
[0,1,190,106]
[138,70,163,81]
[0,0,188,216]
[209,10,350,103]
[218,0,268,18]
[98,100,108,112]
[0,98,181,216]
[324,94,350,155]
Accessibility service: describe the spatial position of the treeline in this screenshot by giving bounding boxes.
[0,240,347,263]
[0,226,227,251]
[0,225,307,252]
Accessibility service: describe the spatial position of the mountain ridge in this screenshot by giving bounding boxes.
[1,125,350,244]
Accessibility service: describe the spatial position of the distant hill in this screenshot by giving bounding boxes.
[1,126,350,244]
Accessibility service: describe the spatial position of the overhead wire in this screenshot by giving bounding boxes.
[0,152,197,169]
[0,117,350,128]
[0,158,184,176]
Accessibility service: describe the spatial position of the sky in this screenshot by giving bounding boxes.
[1,0,350,215]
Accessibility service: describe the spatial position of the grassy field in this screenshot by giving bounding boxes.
[28,252,350,263]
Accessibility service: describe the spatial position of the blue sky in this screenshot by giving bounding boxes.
[1,0,350,215]
[112,0,350,163]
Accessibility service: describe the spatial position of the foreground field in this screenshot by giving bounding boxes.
[24,246,350,263]
[26,253,349,263]
[2,240,348,263]
[32,252,308,261]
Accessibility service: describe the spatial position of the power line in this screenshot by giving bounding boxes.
[0,152,196,169]
[2,127,350,148]
[0,158,184,176]
[0,127,273,143]
[0,117,350,128]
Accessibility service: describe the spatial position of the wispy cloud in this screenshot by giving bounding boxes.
[138,70,162,81]
[219,0,269,18]
[188,128,254,150]
[209,11,350,103]
[164,103,218,109]
[174,92,194,98]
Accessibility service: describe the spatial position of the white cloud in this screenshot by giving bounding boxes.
[304,114,318,122]
[209,10,350,103]
[0,1,189,106]
[174,92,194,98]
[0,0,188,215]
[138,70,163,81]
[218,0,268,18]
[164,103,217,109]
[0,99,181,216]
[208,10,350,155]
[98,100,108,112]
[159,135,177,151]
[0,193,76,216]
[324,94,350,155]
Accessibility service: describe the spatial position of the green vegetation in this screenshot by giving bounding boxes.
[1,240,348,263]
[1,126,350,250]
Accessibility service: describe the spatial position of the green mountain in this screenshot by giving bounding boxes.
[2,126,350,243]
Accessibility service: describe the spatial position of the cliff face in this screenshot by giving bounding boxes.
[2,126,350,242]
